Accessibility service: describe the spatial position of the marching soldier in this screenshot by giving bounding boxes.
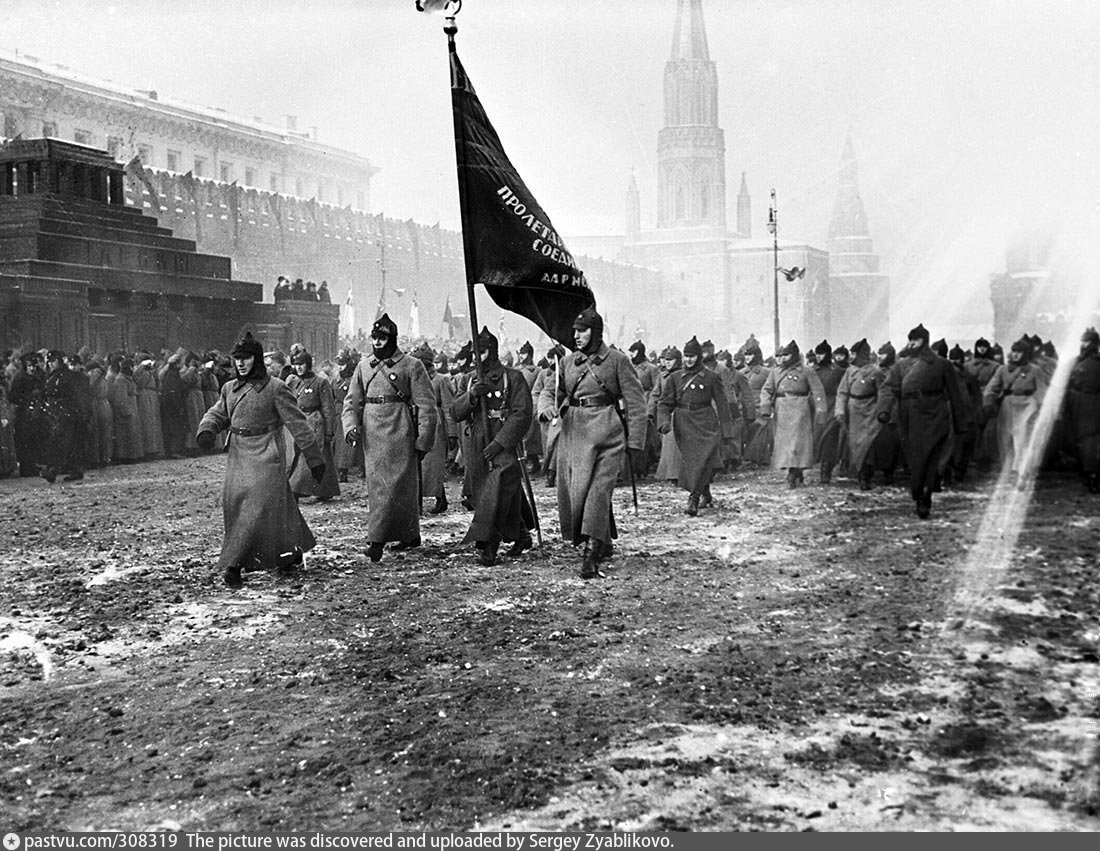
[835,338,886,490]
[341,314,437,562]
[657,336,734,515]
[1066,327,1100,492]
[413,343,454,515]
[453,328,535,565]
[515,341,544,475]
[812,340,846,484]
[877,324,967,518]
[982,335,1049,482]
[759,340,827,488]
[196,333,325,588]
[538,307,646,579]
[287,350,341,502]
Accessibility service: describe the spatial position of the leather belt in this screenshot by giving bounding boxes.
[776,391,808,397]
[575,396,614,408]
[229,423,278,436]
[299,406,322,413]
[902,390,942,399]
[678,402,713,410]
[848,392,877,400]
[363,395,404,404]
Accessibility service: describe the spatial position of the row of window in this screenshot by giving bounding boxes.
[2,114,365,208]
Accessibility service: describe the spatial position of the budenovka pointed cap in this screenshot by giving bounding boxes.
[814,339,832,357]
[850,338,871,358]
[572,306,603,333]
[949,344,966,362]
[931,338,948,358]
[372,313,398,338]
[231,331,263,360]
[683,336,703,356]
[907,323,929,342]
[778,339,800,357]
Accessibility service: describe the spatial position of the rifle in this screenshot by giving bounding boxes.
[615,400,640,516]
[412,405,423,515]
[516,446,543,548]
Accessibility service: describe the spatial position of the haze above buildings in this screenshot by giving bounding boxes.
[2,0,1097,339]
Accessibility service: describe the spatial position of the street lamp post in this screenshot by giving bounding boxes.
[767,188,779,353]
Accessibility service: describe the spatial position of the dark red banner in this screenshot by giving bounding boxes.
[451,43,595,349]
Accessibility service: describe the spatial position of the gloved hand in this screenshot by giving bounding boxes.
[757,413,771,421]
[345,427,362,447]
[196,430,215,451]
[538,410,553,424]
[658,423,671,435]
[876,411,890,424]
[629,447,646,476]
[447,435,459,454]
[483,440,505,462]
[416,448,428,461]
[310,463,326,483]
[469,379,490,400]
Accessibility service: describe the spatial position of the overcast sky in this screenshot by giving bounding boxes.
[3,0,1098,337]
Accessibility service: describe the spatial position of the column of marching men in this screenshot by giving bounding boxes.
[3,313,1099,587]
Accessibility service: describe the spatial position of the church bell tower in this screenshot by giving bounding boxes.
[657,0,726,230]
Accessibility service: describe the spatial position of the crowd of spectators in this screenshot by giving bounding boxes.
[273,276,332,303]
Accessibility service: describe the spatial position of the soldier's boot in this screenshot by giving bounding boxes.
[478,538,500,567]
[508,530,533,558]
[820,464,832,485]
[916,488,932,519]
[528,456,541,476]
[40,466,58,484]
[367,542,384,563]
[591,537,613,563]
[786,468,798,489]
[859,464,874,491]
[546,469,556,488]
[686,494,700,516]
[391,536,421,552]
[63,471,84,482]
[699,485,713,508]
[429,493,448,515]
[1087,474,1100,494]
[276,549,303,577]
[223,564,243,588]
[338,469,348,484]
[580,542,600,580]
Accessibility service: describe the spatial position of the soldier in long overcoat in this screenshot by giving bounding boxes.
[876,324,967,518]
[966,337,1000,472]
[453,328,535,565]
[86,360,113,467]
[515,341,544,475]
[1065,327,1100,492]
[981,336,1049,481]
[133,358,161,459]
[741,343,773,467]
[759,340,827,487]
[108,358,142,463]
[341,314,437,562]
[331,350,364,482]
[650,346,683,482]
[40,350,87,483]
[537,307,646,579]
[629,340,661,474]
[9,353,46,477]
[530,347,564,487]
[946,344,982,484]
[412,343,454,515]
[286,350,341,502]
[812,340,847,484]
[658,336,734,515]
[835,339,886,490]
[197,333,325,588]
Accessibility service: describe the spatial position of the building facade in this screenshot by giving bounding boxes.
[0,47,378,210]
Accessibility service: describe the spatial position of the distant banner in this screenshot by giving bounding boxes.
[451,43,595,349]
